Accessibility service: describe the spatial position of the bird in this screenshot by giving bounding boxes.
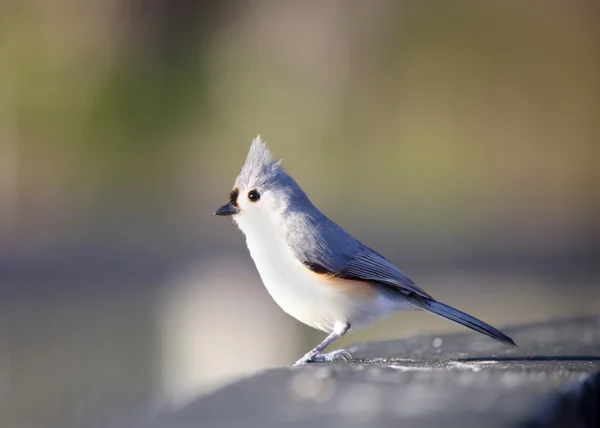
[214,136,515,366]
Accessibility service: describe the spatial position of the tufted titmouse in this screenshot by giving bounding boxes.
[215,136,515,366]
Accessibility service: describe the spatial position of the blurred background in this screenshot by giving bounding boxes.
[0,0,598,427]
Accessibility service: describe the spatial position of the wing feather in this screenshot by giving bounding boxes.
[342,248,433,299]
[304,246,433,299]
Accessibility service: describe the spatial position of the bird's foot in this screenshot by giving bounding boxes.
[293,349,353,366]
[293,349,319,367]
[313,349,353,363]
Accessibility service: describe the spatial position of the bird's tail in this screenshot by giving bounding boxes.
[407,297,516,347]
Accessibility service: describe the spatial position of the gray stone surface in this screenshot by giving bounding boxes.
[139,316,600,428]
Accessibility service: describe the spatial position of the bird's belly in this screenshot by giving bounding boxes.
[244,232,385,332]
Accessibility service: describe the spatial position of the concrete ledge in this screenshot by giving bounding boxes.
[135,316,600,428]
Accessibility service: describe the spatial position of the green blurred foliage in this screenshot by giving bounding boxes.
[0,0,596,252]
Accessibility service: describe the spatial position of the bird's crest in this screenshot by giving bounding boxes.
[235,135,282,188]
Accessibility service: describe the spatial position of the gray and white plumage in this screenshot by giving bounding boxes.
[215,136,515,365]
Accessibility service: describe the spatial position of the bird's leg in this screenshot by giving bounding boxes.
[293,322,352,366]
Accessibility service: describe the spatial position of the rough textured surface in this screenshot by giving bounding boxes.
[136,317,600,428]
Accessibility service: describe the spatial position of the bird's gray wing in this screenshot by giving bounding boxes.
[304,245,433,300]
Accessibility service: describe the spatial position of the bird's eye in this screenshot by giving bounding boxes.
[248,190,260,202]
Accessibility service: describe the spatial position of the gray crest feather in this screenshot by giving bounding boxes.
[235,135,283,189]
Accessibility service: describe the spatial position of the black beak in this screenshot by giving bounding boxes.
[214,202,239,216]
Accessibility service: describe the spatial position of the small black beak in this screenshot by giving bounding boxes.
[214,202,239,216]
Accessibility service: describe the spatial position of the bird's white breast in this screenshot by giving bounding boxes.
[234,213,389,332]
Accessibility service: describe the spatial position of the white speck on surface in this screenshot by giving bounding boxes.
[432,337,443,348]
[446,361,499,372]
[388,365,435,372]
[473,360,499,366]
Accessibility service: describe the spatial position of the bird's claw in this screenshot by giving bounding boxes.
[293,349,353,366]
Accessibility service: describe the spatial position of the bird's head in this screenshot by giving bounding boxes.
[214,136,300,227]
